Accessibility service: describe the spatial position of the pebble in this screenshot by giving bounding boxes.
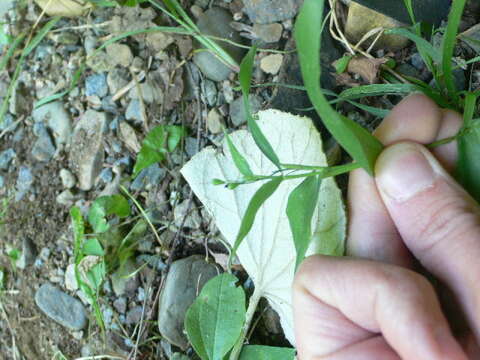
[253,23,283,43]
[31,125,56,162]
[119,121,141,153]
[111,260,139,297]
[60,168,76,189]
[35,283,87,330]
[106,43,133,67]
[260,54,283,75]
[204,80,217,106]
[130,164,166,191]
[0,148,15,170]
[126,99,143,124]
[113,297,127,314]
[107,67,130,95]
[243,0,298,24]
[65,264,78,291]
[126,306,143,325]
[207,108,224,134]
[50,32,79,45]
[146,31,174,55]
[193,8,245,81]
[83,35,97,55]
[173,200,202,229]
[99,168,113,183]
[16,237,38,270]
[32,101,72,145]
[56,190,76,206]
[16,166,34,201]
[69,110,107,191]
[85,73,109,98]
[410,53,425,71]
[158,255,220,349]
[229,95,263,127]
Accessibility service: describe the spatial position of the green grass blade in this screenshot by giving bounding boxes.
[385,28,440,64]
[0,33,26,72]
[295,0,383,174]
[23,17,61,57]
[402,0,416,24]
[224,130,253,177]
[442,0,467,103]
[286,176,321,270]
[339,84,419,100]
[230,177,282,264]
[240,46,281,169]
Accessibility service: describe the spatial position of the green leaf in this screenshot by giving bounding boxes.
[133,125,187,178]
[225,130,253,177]
[23,17,61,57]
[185,273,246,360]
[71,207,85,254]
[239,46,281,169]
[294,0,383,175]
[334,55,353,74]
[286,176,321,270]
[239,345,296,360]
[88,195,130,234]
[441,0,467,103]
[231,177,282,260]
[339,83,419,100]
[86,261,106,291]
[457,93,480,202]
[385,28,440,64]
[83,238,105,256]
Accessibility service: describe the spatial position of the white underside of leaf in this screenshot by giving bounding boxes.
[181,109,346,345]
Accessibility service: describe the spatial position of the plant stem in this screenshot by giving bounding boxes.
[229,286,263,360]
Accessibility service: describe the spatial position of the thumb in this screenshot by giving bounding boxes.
[375,142,480,339]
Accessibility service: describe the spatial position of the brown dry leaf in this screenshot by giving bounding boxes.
[34,0,91,17]
[347,56,388,84]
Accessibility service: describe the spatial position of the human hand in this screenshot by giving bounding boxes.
[293,94,480,359]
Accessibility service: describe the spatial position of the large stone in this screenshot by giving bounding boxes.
[243,0,298,24]
[35,283,87,330]
[69,110,107,191]
[31,125,56,162]
[345,2,409,51]
[351,0,449,27]
[193,8,245,81]
[158,255,220,349]
[229,95,262,127]
[32,101,72,145]
[459,24,480,54]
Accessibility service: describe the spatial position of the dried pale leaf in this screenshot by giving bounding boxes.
[347,56,388,84]
[34,0,91,17]
[181,110,346,345]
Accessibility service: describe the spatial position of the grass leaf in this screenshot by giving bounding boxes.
[286,176,321,270]
[385,28,440,64]
[231,177,282,262]
[225,130,253,177]
[334,54,353,74]
[339,83,419,100]
[294,0,383,174]
[240,46,281,169]
[442,0,467,103]
[239,345,296,360]
[185,273,246,360]
[88,195,130,234]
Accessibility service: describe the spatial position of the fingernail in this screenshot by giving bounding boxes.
[376,143,438,202]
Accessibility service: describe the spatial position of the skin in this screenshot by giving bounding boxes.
[293,94,480,359]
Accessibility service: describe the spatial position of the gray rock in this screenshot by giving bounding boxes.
[158,255,220,349]
[229,95,262,127]
[0,175,4,189]
[204,80,217,106]
[60,168,76,189]
[106,43,133,67]
[184,137,198,158]
[113,297,127,314]
[111,260,138,297]
[253,23,283,43]
[173,200,202,229]
[126,99,143,123]
[130,164,166,191]
[0,148,15,170]
[243,0,298,24]
[69,110,107,191]
[207,108,224,134]
[16,166,33,201]
[56,190,76,206]
[32,101,72,145]
[31,126,56,162]
[107,68,130,95]
[35,283,87,330]
[86,73,109,98]
[50,32,79,45]
[410,53,425,70]
[193,8,245,81]
[126,306,143,325]
[16,237,37,270]
[99,168,113,183]
[65,264,78,291]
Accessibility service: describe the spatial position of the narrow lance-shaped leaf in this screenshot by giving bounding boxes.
[224,130,253,177]
[441,0,467,103]
[231,177,282,262]
[294,0,383,175]
[457,93,480,202]
[286,175,321,270]
[240,46,281,169]
[185,274,246,360]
